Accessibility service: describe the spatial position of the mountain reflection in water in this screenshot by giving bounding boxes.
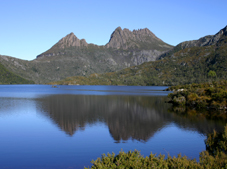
[37,95,225,142]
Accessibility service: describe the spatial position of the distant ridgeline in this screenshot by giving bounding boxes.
[0,26,227,85]
[50,26,227,86]
[0,61,34,84]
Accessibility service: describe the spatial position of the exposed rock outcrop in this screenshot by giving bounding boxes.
[53,32,88,49]
[37,33,88,59]
[131,50,164,65]
[105,27,170,50]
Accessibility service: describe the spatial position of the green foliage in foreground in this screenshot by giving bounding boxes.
[85,150,226,169]
[85,126,227,169]
[86,151,200,169]
[0,62,34,84]
[167,80,227,112]
[206,125,227,156]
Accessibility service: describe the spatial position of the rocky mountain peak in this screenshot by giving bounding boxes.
[36,32,89,59]
[106,27,165,49]
[115,26,123,32]
[132,28,157,38]
[56,32,88,49]
[37,27,172,60]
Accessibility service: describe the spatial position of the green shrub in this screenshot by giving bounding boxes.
[206,125,227,156]
[167,81,227,115]
[85,150,227,169]
[187,93,198,106]
[85,150,201,169]
[86,125,227,168]
[173,96,186,106]
[196,96,210,108]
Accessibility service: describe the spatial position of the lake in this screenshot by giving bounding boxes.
[0,85,225,168]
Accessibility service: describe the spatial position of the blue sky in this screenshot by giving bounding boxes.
[0,0,226,60]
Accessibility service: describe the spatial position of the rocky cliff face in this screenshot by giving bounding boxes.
[105,27,167,50]
[37,27,172,59]
[56,32,88,48]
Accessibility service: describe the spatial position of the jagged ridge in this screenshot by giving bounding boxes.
[3,26,226,85]
[37,32,89,58]
[105,27,170,50]
[37,27,172,59]
[0,26,172,84]
[50,25,227,86]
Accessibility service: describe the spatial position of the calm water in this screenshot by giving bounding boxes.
[0,85,225,169]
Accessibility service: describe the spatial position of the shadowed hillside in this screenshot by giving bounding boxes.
[0,61,34,84]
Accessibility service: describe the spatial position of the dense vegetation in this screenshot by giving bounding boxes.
[0,62,34,84]
[167,81,227,115]
[206,125,227,157]
[85,125,227,168]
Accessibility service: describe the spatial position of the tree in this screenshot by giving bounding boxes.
[208,70,217,79]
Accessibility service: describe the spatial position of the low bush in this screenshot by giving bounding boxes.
[167,81,227,113]
[86,125,227,169]
[85,150,227,169]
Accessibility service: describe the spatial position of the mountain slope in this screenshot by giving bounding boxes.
[159,26,227,59]
[0,59,34,84]
[0,27,173,84]
[50,26,227,86]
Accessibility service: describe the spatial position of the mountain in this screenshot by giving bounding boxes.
[0,27,172,84]
[37,27,172,59]
[160,26,227,59]
[50,25,227,86]
[36,32,88,58]
[0,57,34,84]
[106,27,170,50]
